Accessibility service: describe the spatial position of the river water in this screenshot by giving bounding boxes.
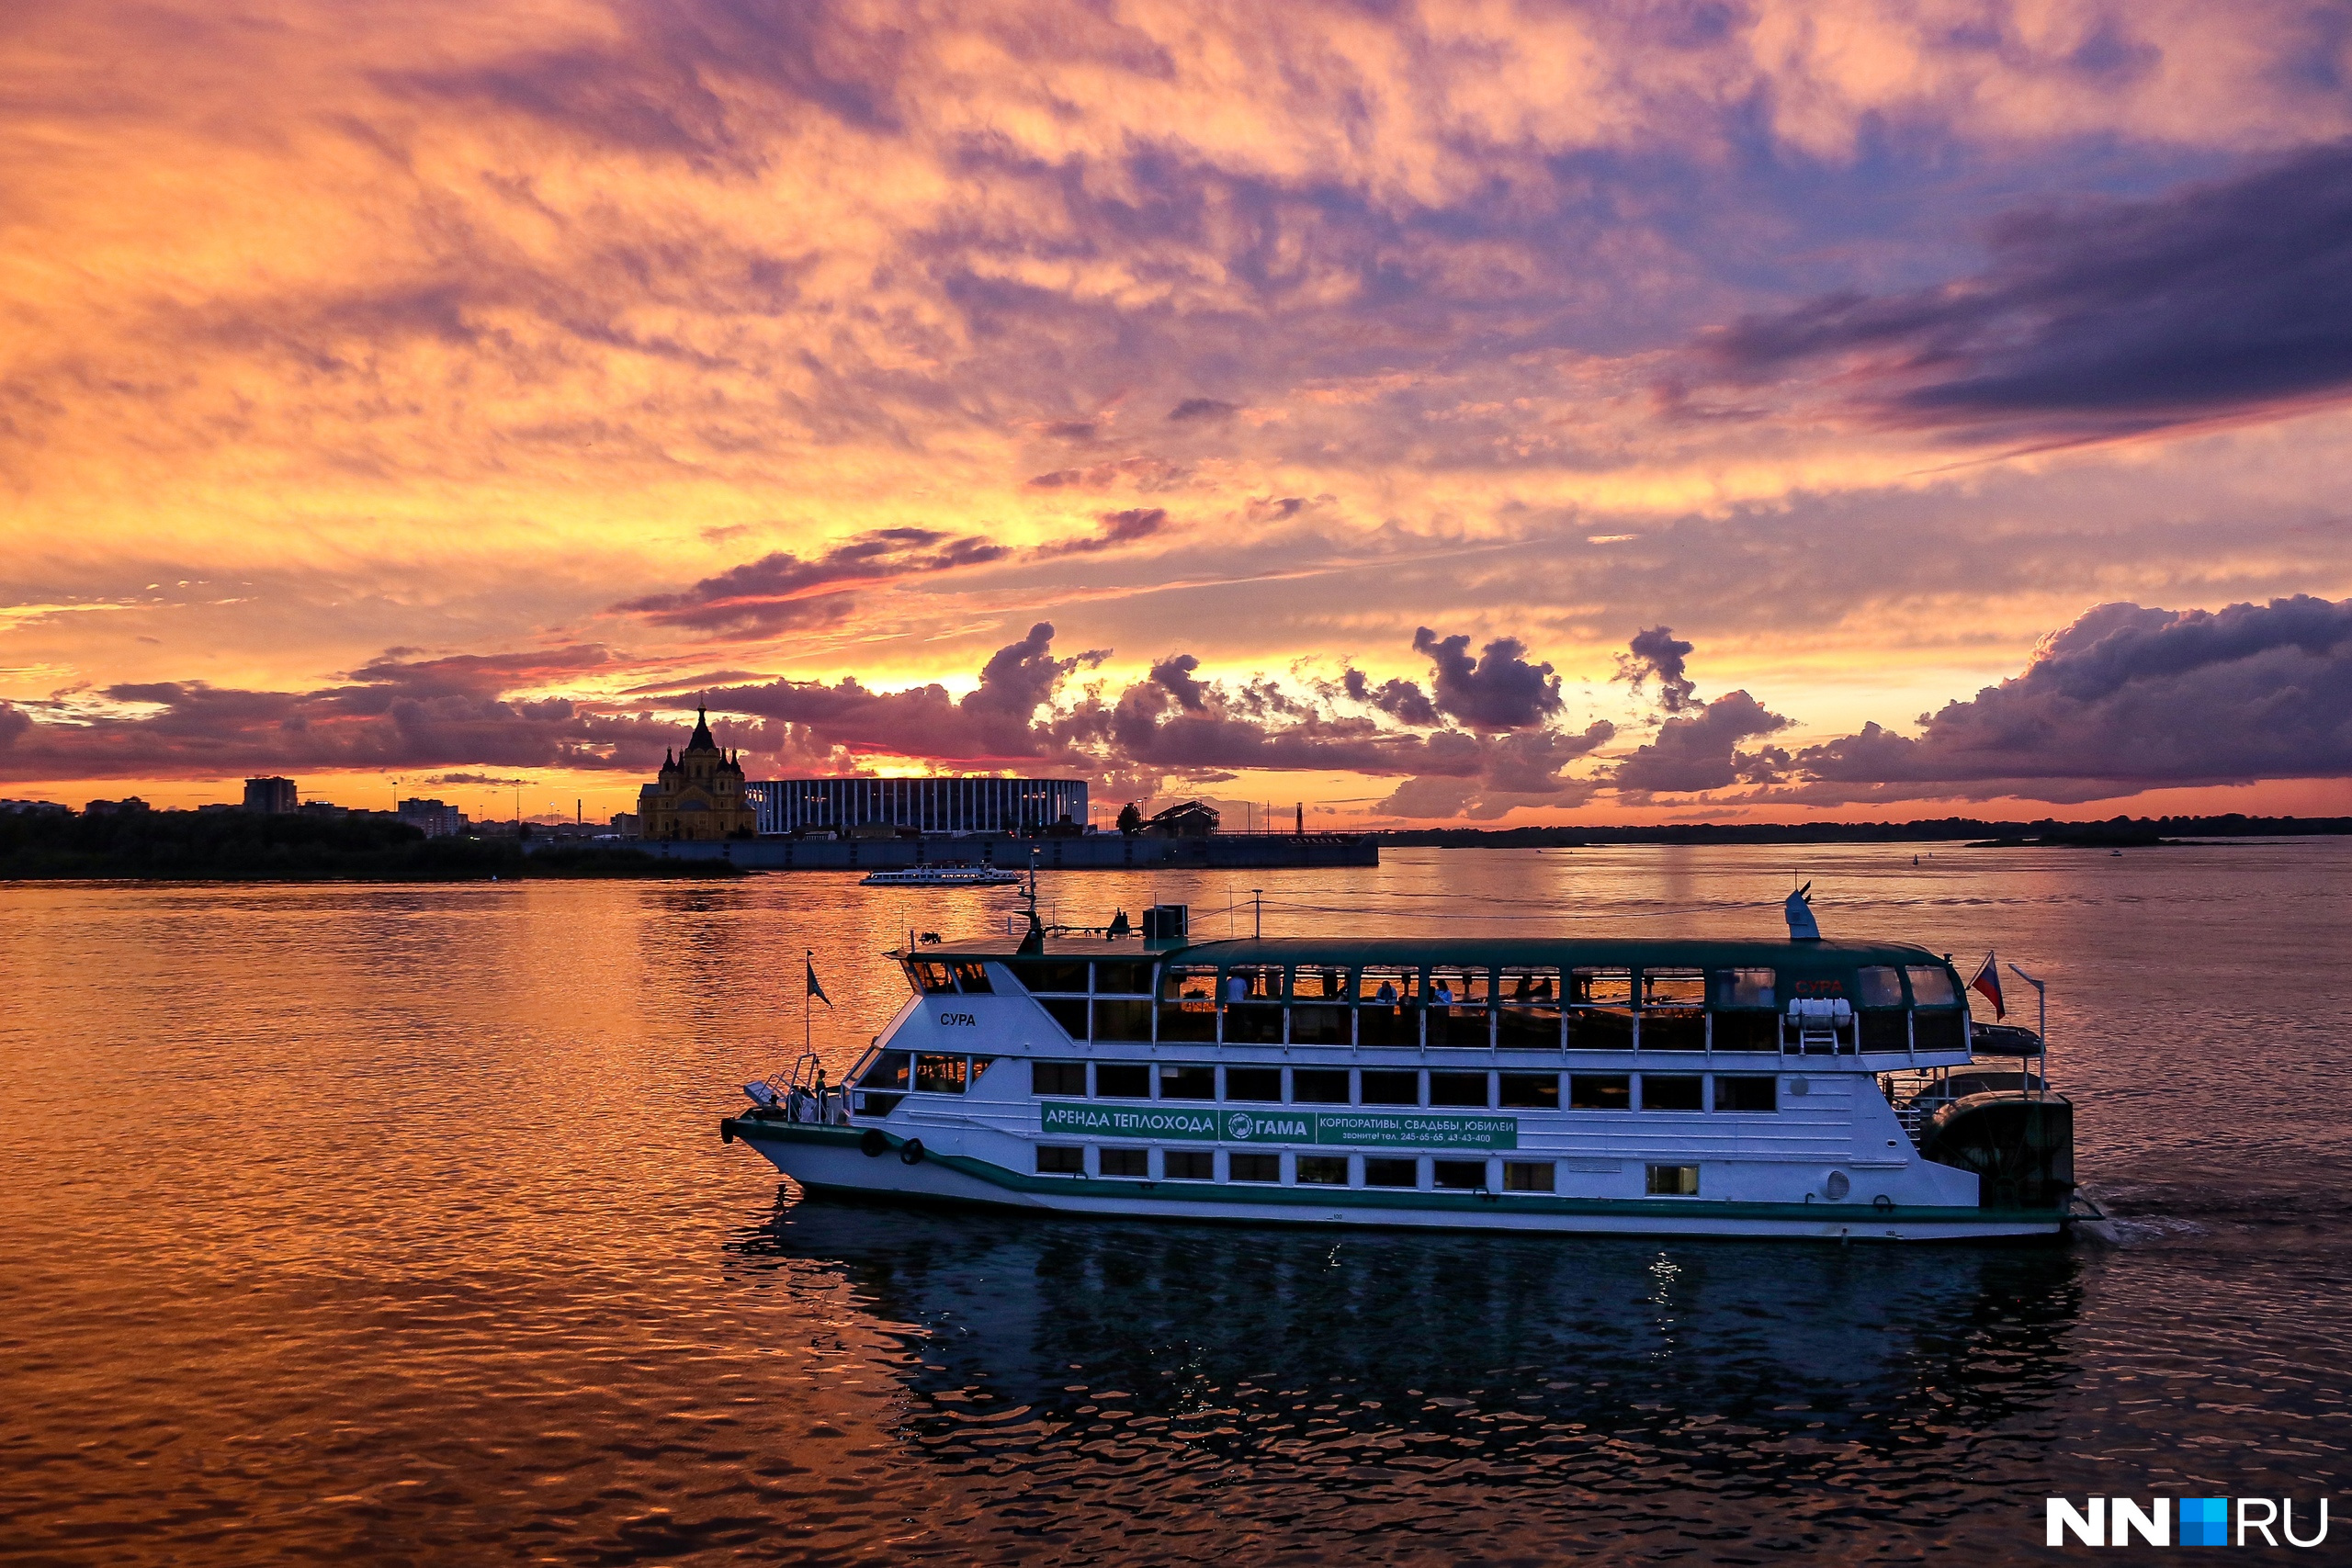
[6,844,2349,1563]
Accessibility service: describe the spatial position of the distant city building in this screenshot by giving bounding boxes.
[637,706,758,840]
[609,812,639,838]
[83,797,150,816]
[0,798,70,816]
[746,775,1088,837]
[398,797,466,837]
[243,776,298,813]
[1143,800,1220,839]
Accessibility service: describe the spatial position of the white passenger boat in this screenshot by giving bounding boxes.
[857,864,1023,887]
[722,891,2083,1242]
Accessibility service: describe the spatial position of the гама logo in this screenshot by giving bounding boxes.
[2046,1497,2329,1547]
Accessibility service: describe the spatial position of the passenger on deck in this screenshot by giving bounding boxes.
[1374,979,1398,1009]
[1227,973,1249,1004]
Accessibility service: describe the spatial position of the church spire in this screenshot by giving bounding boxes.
[688,700,715,752]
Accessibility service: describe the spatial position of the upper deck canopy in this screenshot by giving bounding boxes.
[913,933,1957,985]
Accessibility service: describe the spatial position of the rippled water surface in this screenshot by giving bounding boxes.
[6,844,2350,1563]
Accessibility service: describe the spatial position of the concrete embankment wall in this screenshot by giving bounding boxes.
[589,833,1377,872]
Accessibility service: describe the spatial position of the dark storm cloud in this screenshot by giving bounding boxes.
[615,528,1009,637]
[1410,628,1562,731]
[1611,691,1792,795]
[1613,625,1697,713]
[1791,595,2352,798]
[1696,142,2352,442]
[1035,507,1168,557]
[1148,652,1210,712]
[1342,668,1440,727]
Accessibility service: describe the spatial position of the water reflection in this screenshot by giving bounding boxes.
[738,1200,2086,1519]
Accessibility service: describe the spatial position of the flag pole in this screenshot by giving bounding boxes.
[2008,963,2047,1093]
[805,946,813,1060]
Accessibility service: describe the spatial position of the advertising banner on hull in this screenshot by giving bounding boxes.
[1039,1103,1519,1150]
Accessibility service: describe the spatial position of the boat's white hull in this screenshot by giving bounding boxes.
[723,1120,2068,1242]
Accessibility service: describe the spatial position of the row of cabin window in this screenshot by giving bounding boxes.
[1032,998,1964,1054]
[927,960,1961,1011]
[1036,1147,1702,1195]
[1032,1059,1780,1112]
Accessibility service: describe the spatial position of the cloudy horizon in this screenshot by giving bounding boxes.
[6,1,2351,825]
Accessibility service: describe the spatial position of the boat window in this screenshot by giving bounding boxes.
[1363,1157,1418,1189]
[1159,1065,1216,1100]
[1569,1074,1631,1110]
[1296,1156,1349,1186]
[1226,964,1283,1001]
[1290,964,1350,1001]
[1914,1013,1967,1052]
[1905,965,1959,1007]
[910,960,957,995]
[1032,1060,1087,1096]
[1502,967,1561,1005]
[1095,1063,1150,1099]
[1228,1152,1282,1183]
[1162,964,1218,1002]
[1498,1072,1559,1110]
[1361,1069,1419,1106]
[1355,965,1421,1047]
[1711,1014,1781,1052]
[1643,968,1706,1007]
[1426,969,1490,1049]
[1503,1161,1555,1192]
[1855,966,1904,1008]
[1039,998,1089,1039]
[1429,1071,1489,1108]
[949,962,993,995]
[1292,1068,1351,1105]
[1567,1008,1634,1051]
[1093,999,1153,1043]
[1713,1075,1777,1112]
[859,1050,912,1090]
[1712,967,1775,1009]
[1431,1159,1486,1190]
[1645,1164,1700,1196]
[1100,1147,1148,1179]
[1639,1010,1706,1051]
[914,1054,969,1094]
[1096,960,1154,996]
[1158,964,1219,1043]
[1860,1012,1908,1051]
[1037,1145,1085,1175]
[1572,967,1633,1006]
[1496,1008,1563,1050]
[1163,1150,1214,1181]
[1010,960,1090,994]
[1640,1074,1702,1111]
[1223,965,1286,1044]
[1224,1066,1283,1102]
[1288,998,1351,1046]
[970,1057,997,1081]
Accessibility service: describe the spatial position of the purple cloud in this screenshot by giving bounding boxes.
[1614,625,1697,713]
[1793,595,2352,798]
[616,528,1008,637]
[1410,627,1563,731]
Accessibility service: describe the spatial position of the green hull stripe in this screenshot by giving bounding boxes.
[720,1119,2065,1226]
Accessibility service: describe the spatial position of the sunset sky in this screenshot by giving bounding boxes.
[6,0,2351,825]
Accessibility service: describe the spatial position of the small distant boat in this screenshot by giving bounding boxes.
[859,865,1023,888]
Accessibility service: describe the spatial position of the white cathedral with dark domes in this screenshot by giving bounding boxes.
[636,705,757,840]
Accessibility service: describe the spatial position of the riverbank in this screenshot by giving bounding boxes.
[0,810,740,880]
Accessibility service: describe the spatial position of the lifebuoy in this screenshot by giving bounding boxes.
[860,1129,888,1158]
[899,1138,927,1167]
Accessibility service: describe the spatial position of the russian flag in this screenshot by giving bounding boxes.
[1968,951,2005,1020]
